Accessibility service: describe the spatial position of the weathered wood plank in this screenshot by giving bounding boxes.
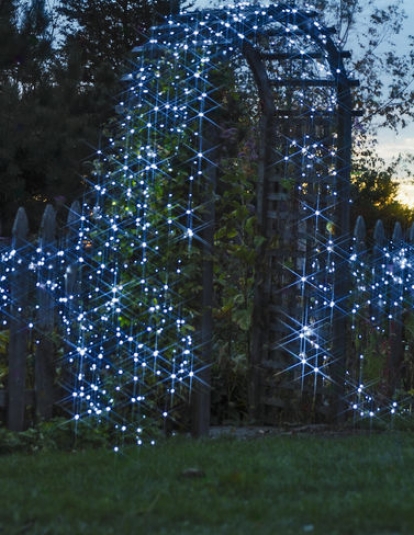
[8,208,29,431]
[0,389,35,408]
[388,221,404,396]
[58,201,82,409]
[35,204,56,421]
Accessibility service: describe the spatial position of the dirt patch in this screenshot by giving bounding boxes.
[208,424,379,439]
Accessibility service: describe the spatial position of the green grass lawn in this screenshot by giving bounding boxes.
[1,431,413,534]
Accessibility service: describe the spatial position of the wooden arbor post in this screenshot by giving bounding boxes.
[327,34,354,423]
[242,41,276,422]
[191,132,218,438]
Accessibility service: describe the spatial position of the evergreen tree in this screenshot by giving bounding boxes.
[0,0,20,76]
[0,0,182,234]
[0,0,57,232]
[56,0,181,126]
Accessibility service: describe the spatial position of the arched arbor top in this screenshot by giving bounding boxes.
[135,3,357,98]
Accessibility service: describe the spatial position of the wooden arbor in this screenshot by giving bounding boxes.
[242,8,358,423]
[140,4,357,428]
[0,4,358,436]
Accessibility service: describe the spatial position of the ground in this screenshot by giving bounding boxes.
[208,423,376,439]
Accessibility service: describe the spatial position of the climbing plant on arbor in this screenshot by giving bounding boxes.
[57,2,359,445]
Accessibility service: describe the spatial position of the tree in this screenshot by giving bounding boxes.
[0,1,20,76]
[50,0,189,222]
[0,0,185,234]
[275,1,414,234]
[56,1,184,126]
[0,0,58,233]
[351,164,404,232]
[293,1,414,133]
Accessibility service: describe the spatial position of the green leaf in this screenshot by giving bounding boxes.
[232,308,252,331]
[0,331,9,355]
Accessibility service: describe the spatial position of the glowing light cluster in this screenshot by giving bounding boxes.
[2,2,413,442]
[65,2,353,439]
[349,219,414,422]
[0,3,352,440]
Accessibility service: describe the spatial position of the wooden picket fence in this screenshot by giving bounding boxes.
[1,202,414,431]
[350,216,414,405]
[0,202,81,431]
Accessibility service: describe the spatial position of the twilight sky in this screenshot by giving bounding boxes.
[364,1,414,203]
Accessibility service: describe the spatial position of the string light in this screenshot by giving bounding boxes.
[1,2,413,446]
